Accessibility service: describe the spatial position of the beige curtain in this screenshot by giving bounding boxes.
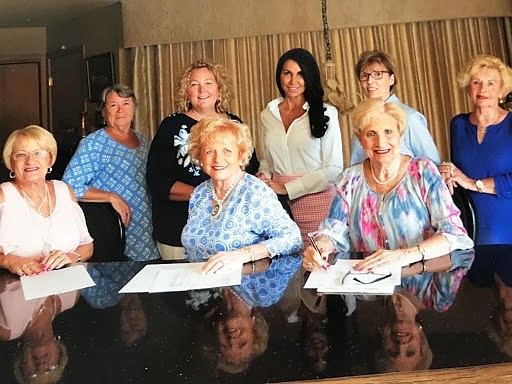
[122,17,511,166]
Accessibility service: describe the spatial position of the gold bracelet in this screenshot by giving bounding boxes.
[243,247,255,263]
[70,251,82,264]
[251,262,255,273]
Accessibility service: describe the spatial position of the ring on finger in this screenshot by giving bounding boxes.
[450,167,454,176]
[307,262,313,269]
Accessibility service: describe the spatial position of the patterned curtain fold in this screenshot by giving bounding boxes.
[122,17,512,165]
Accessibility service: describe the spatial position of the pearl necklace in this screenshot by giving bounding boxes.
[211,171,244,218]
[479,110,500,135]
[370,159,400,185]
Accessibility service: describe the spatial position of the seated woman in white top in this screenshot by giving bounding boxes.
[0,125,93,276]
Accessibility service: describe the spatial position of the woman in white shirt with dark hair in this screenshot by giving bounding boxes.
[257,48,343,245]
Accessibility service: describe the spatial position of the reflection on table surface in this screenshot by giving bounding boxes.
[0,249,510,383]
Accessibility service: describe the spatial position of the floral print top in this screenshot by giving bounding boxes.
[320,157,474,253]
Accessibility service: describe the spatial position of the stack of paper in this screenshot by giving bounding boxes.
[303,259,401,295]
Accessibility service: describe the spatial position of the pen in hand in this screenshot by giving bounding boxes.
[307,233,330,271]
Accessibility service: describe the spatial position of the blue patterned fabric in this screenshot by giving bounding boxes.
[182,173,302,261]
[81,262,145,308]
[63,129,160,260]
[234,253,302,307]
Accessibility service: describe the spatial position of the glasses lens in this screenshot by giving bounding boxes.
[359,73,369,81]
[34,149,49,157]
[13,152,27,160]
[371,71,384,80]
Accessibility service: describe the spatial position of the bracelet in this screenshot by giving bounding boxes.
[243,247,255,263]
[419,260,427,275]
[70,251,82,264]
[416,244,426,262]
[251,262,255,274]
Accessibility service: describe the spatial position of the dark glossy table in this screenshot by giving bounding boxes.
[1,250,510,384]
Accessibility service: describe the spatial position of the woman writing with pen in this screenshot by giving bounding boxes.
[303,99,473,282]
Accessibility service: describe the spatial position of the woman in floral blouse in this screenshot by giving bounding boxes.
[303,98,473,279]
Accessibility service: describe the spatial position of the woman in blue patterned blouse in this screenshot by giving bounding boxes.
[63,84,160,261]
[181,117,302,274]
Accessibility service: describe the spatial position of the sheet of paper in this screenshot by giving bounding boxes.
[21,264,96,300]
[303,259,401,295]
[119,262,243,293]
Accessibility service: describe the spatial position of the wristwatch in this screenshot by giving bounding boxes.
[475,179,484,193]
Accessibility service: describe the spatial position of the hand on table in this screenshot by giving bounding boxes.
[3,255,43,276]
[38,250,73,271]
[201,249,246,275]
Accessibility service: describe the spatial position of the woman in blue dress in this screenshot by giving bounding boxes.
[63,84,159,261]
[181,117,302,273]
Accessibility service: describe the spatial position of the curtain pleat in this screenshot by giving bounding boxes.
[124,17,511,165]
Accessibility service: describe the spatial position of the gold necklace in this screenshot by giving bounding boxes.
[478,110,500,135]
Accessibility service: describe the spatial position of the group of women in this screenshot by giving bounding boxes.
[0,48,510,296]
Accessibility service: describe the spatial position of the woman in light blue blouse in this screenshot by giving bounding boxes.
[63,84,159,261]
[181,117,302,274]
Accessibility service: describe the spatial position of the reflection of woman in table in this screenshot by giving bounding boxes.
[0,276,78,383]
[375,291,432,373]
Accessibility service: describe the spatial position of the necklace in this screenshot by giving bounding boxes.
[19,182,53,255]
[370,159,400,185]
[211,171,243,218]
[20,183,50,216]
[478,110,500,135]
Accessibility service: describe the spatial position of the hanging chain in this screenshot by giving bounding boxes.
[322,0,332,61]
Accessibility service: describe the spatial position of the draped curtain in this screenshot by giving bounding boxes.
[122,17,512,165]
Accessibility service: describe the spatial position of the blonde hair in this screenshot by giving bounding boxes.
[351,98,407,137]
[457,55,512,96]
[3,125,57,171]
[188,117,253,169]
[175,60,232,113]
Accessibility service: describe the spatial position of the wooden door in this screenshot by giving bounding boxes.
[0,61,42,181]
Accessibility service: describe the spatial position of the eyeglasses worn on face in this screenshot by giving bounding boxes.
[12,149,49,161]
[358,70,390,82]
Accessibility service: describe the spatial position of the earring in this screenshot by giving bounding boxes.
[9,171,15,179]
[47,167,52,174]
[187,100,191,110]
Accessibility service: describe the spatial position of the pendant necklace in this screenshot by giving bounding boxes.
[20,182,53,256]
[20,182,49,216]
[211,171,244,218]
[479,110,500,135]
[370,159,400,185]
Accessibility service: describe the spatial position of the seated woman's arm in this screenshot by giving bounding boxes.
[39,185,94,270]
[355,159,473,272]
[0,190,43,276]
[201,180,302,275]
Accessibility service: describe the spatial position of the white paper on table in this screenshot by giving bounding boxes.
[303,259,401,295]
[21,264,95,300]
[119,262,243,293]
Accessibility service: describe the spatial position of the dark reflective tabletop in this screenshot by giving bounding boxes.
[1,249,510,383]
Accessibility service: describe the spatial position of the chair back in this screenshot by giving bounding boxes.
[451,187,478,241]
[78,201,126,261]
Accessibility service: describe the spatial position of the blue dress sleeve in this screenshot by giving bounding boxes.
[62,134,102,199]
